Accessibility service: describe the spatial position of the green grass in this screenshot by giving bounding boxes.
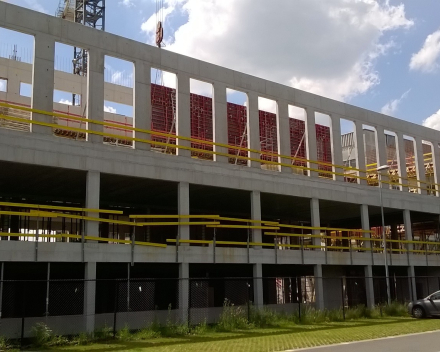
[52,317,440,352]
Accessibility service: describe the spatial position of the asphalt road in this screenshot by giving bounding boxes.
[287,330,440,352]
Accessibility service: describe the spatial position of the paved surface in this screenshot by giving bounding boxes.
[287,330,440,352]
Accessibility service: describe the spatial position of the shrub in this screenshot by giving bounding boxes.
[383,301,408,317]
[217,299,249,331]
[31,322,53,347]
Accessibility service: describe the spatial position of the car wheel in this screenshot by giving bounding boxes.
[412,306,425,319]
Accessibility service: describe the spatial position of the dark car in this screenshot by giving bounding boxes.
[408,290,440,318]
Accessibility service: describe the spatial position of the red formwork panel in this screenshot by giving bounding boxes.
[289,118,307,168]
[151,83,177,153]
[190,93,213,160]
[259,111,278,162]
[227,102,248,165]
[315,124,332,176]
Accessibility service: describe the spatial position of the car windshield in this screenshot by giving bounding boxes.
[427,290,440,300]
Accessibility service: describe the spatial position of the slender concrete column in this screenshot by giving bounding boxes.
[179,263,189,323]
[87,48,104,143]
[213,82,228,163]
[397,132,408,190]
[375,126,387,169]
[310,198,321,248]
[177,72,191,157]
[354,120,367,185]
[403,209,414,256]
[31,33,55,135]
[314,264,325,310]
[305,107,318,177]
[178,182,190,243]
[430,140,440,196]
[414,137,427,194]
[253,263,264,309]
[360,204,372,251]
[86,171,100,237]
[84,262,96,334]
[247,91,260,168]
[408,265,417,300]
[364,265,375,308]
[133,60,151,151]
[277,100,291,173]
[5,72,21,101]
[331,115,344,182]
[251,191,262,247]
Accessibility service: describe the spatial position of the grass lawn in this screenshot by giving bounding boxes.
[55,317,440,352]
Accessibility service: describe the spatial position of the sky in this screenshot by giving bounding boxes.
[0,0,439,133]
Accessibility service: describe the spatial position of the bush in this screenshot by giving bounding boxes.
[345,305,373,320]
[31,322,53,347]
[383,301,408,317]
[217,299,249,331]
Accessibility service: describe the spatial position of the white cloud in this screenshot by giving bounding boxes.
[104,105,117,114]
[380,89,411,116]
[409,28,440,73]
[119,0,134,7]
[24,0,47,14]
[147,0,412,101]
[422,109,440,130]
[58,99,72,105]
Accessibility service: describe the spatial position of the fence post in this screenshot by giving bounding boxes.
[341,278,345,321]
[113,281,119,338]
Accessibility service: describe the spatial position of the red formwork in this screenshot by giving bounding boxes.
[227,102,248,165]
[151,83,177,153]
[259,111,278,163]
[315,124,332,177]
[289,118,307,169]
[190,93,213,160]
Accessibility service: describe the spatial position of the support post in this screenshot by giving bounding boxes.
[213,82,228,163]
[31,33,55,135]
[403,209,413,264]
[375,126,387,171]
[179,263,189,324]
[277,100,291,173]
[364,265,375,309]
[84,262,96,334]
[253,263,263,309]
[408,265,417,300]
[247,91,260,168]
[396,132,408,191]
[310,198,321,248]
[430,140,440,196]
[176,72,191,157]
[133,60,151,150]
[414,137,427,195]
[331,115,344,182]
[314,264,325,310]
[251,191,262,248]
[354,120,367,185]
[86,171,100,242]
[305,108,318,177]
[178,182,190,248]
[361,204,373,263]
[86,48,104,143]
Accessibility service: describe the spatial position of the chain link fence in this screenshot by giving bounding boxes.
[0,275,439,343]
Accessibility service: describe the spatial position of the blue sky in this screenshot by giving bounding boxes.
[0,0,439,132]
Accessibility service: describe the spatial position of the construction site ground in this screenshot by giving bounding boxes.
[53,317,440,352]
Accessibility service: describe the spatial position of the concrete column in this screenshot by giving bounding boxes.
[314,264,325,310]
[364,265,375,308]
[133,60,151,151]
[360,204,372,251]
[87,48,104,143]
[277,100,291,173]
[253,263,263,309]
[305,107,318,177]
[408,265,417,300]
[375,126,387,169]
[251,191,262,247]
[176,72,191,157]
[403,209,414,255]
[331,115,344,182]
[213,82,228,163]
[84,262,96,334]
[430,140,440,196]
[354,120,367,185]
[247,91,260,168]
[178,182,190,243]
[397,132,408,190]
[5,71,21,102]
[414,137,427,194]
[86,171,100,237]
[310,198,321,248]
[31,33,55,135]
[178,263,189,323]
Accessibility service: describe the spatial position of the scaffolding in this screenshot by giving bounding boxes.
[259,111,278,170]
[227,102,248,165]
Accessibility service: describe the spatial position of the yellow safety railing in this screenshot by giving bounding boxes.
[4,101,438,193]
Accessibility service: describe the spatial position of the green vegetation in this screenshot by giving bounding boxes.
[2,302,439,351]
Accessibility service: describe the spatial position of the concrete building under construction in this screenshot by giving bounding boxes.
[0,1,440,338]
